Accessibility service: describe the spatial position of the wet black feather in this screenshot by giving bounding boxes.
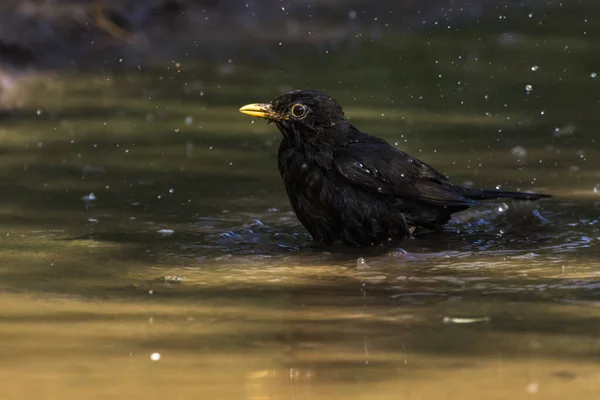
[267,90,551,247]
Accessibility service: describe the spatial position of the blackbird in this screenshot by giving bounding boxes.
[239,90,551,247]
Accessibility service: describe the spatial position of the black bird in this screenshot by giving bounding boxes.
[239,90,551,247]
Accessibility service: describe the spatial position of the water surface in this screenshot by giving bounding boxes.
[1,5,599,399]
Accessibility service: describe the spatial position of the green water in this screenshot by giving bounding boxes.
[0,6,599,399]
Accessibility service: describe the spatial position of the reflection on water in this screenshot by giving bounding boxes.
[0,4,600,400]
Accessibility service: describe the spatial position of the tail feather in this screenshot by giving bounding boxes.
[461,188,552,201]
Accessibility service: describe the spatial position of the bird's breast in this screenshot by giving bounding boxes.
[284,156,326,193]
[278,146,336,207]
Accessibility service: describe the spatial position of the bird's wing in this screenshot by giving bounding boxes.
[333,138,476,206]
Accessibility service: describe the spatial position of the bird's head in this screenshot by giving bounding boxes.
[239,90,345,141]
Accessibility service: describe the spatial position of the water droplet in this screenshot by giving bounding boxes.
[526,382,539,394]
[162,275,183,283]
[511,146,527,158]
[81,193,96,202]
[185,141,194,158]
[184,116,193,125]
[36,109,42,115]
[591,72,597,78]
[357,257,370,269]
[150,352,161,361]
[169,188,174,193]
[525,84,533,92]
[531,65,539,71]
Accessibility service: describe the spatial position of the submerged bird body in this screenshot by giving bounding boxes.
[240,90,551,247]
[277,127,411,246]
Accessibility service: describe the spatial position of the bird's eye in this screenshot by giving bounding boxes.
[290,104,307,118]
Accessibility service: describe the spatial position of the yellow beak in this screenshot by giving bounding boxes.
[239,103,288,120]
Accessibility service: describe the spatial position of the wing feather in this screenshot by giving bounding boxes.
[333,138,476,207]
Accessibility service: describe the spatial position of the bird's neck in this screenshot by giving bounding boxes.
[277,120,365,175]
[287,120,359,150]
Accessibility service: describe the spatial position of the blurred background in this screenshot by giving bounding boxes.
[1,0,587,72]
[0,1,599,399]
